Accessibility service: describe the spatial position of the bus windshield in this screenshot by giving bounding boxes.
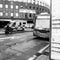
[35,13,50,29]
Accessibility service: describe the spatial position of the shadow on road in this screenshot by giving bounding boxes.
[33,37,49,41]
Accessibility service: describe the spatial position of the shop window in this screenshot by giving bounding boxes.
[29,14,32,17]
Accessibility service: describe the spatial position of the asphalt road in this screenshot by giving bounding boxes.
[0,32,49,60]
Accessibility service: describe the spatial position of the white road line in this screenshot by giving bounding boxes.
[0,34,27,40]
[0,37,13,40]
[28,44,49,60]
[0,37,10,40]
[38,44,49,53]
[0,33,32,40]
[0,36,14,42]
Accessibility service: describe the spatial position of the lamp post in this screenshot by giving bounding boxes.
[50,0,52,59]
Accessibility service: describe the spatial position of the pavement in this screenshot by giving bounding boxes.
[36,48,49,60]
[28,45,49,60]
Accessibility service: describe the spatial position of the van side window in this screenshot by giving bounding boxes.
[19,22,21,26]
[23,22,26,24]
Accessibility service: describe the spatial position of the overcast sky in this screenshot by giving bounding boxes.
[14,0,50,6]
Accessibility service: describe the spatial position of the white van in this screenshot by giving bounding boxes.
[9,20,27,31]
[33,12,50,38]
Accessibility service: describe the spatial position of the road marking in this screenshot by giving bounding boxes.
[28,44,49,60]
[0,37,14,40]
[38,44,49,53]
[0,33,33,40]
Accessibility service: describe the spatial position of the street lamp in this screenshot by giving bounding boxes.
[50,0,52,59]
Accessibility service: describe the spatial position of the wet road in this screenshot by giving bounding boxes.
[0,32,49,60]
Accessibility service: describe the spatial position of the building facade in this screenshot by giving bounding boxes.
[0,0,50,28]
[0,0,50,19]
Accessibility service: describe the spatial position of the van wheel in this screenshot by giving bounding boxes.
[5,31,9,34]
[22,28,24,31]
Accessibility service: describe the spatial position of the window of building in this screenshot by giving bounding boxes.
[11,5,13,9]
[16,5,18,9]
[5,13,8,16]
[16,13,18,17]
[5,4,8,8]
[0,4,3,8]
[0,12,3,16]
[11,13,13,16]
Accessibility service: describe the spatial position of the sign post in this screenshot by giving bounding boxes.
[51,0,60,59]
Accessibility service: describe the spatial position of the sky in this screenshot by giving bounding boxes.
[12,0,50,6]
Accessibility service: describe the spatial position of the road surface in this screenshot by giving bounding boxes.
[0,32,49,60]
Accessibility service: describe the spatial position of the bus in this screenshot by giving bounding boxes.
[33,12,50,38]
